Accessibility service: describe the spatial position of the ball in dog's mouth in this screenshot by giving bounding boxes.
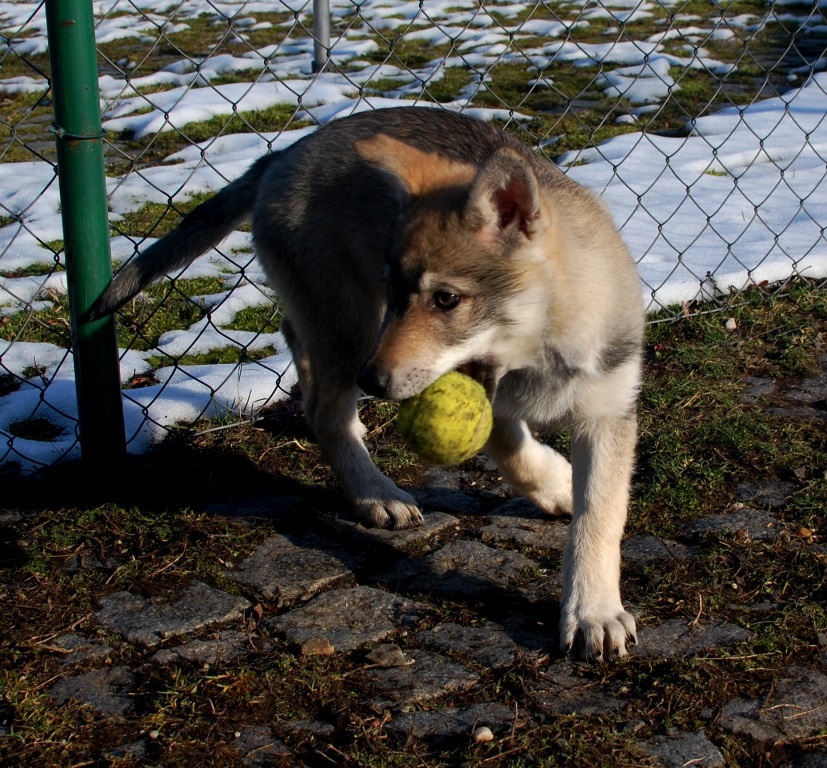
[397,371,493,465]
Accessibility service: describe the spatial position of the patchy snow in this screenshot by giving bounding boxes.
[0,0,825,471]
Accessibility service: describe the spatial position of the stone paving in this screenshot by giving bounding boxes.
[11,363,827,766]
[31,468,826,767]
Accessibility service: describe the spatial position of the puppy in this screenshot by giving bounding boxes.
[89,107,644,659]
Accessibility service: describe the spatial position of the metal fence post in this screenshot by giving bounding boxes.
[312,0,330,73]
[45,0,126,474]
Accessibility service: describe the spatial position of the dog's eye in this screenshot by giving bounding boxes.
[433,291,461,310]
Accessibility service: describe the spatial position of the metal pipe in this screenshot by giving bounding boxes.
[312,0,330,73]
[45,0,126,474]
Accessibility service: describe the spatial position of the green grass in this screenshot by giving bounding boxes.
[223,304,282,334]
[1,261,62,279]
[145,344,278,370]
[633,282,827,536]
[0,303,72,347]
[112,194,216,240]
[112,277,222,350]
[118,104,310,146]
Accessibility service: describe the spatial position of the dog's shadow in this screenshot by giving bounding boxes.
[3,423,564,656]
[214,486,567,660]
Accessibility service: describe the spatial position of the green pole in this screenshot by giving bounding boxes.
[45,0,126,474]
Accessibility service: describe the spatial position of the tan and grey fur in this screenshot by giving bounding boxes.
[89,107,644,661]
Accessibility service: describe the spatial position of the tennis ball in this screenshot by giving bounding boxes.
[397,371,493,465]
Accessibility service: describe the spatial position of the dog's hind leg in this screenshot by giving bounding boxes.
[281,317,423,530]
[485,417,573,517]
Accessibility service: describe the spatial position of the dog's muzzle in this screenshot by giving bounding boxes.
[358,359,498,402]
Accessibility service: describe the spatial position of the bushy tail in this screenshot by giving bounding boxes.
[86,152,274,321]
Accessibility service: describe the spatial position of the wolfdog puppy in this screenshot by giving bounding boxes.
[89,107,644,659]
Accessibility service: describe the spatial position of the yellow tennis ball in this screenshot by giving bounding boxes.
[397,371,493,465]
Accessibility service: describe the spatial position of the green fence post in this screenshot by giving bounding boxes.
[45,0,126,475]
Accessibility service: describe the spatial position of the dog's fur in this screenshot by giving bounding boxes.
[89,107,644,660]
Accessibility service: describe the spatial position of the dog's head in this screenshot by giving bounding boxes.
[355,132,558,402]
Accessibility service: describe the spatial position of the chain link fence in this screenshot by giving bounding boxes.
[1,0,825,473]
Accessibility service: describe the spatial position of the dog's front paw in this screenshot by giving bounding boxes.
[355,487,424,530]
[560,608,636,661]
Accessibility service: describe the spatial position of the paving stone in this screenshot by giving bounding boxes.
[742,376,777,402]
[96,580,250,649]
[62,552,122,574]
[500,617,557,657]
[226,533,355,605]
[403,540,543,601]
[385,701,518,745]
[412,487,495,515]
[737,481,797,508]
[281,718,337,740]
[48,633,113,667]
[364,643,412,668]
[103,740,147,760]
[624,719,647,735]
[152,630,266,666]
[720,666,827,746]
[422,466,466,490]
[634,618,751,659]
[324,510,460,555]
[678,508,781,542]
[639,729,725,768]
[489,497,548,519]
[518,570,564,607]
[479,514,569,554]
[746,363,827,422]
[622,535,699,564]
[205,494,305,522]
[265,586,428,653]
[357,648,479,712]
[0,509,25,525]
[798,366,827,396]
[417,621,540,671]
[782,754,827,768]
[529,662,625,716]
[417,465,504,507]
[422,466,507,498]
[770,404,827,422]
[49,666,135,717]
[773,369,827,421]
[231,726,291,766]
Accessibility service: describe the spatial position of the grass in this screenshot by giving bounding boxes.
[633,282,827,535]
[1,280,825,767]
[112,197,215,241]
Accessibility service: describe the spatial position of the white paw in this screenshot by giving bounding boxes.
[560,608,636,661]
[355,488,424,530]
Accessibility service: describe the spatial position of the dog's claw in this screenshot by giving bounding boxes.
[356,490,424,530]
[561,609,637,662]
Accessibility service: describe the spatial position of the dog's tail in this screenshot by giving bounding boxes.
[85,152,275,322]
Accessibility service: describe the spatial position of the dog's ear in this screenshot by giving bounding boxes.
[464,148,543,244]
[354,133,476,195]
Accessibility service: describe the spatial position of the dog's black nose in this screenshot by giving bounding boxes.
[357,363,389,398]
